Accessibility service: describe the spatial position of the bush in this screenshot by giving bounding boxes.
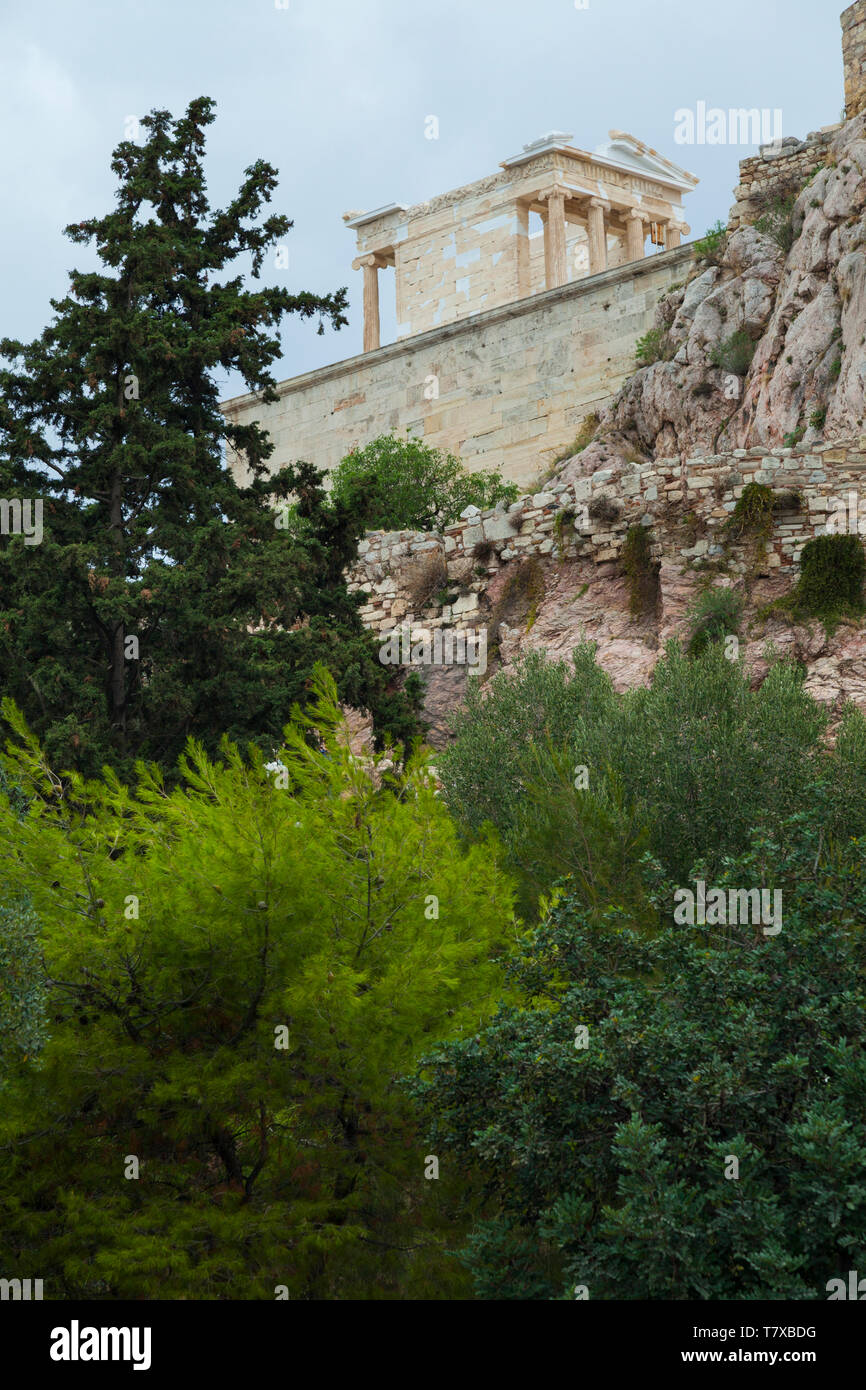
[635,326,675,366]
[709,328,756,377]
[588,495,621,523]
[486,558,546,654]
[795,534,866,620]
[439,642,831,905]
[723,481,774,541]
[412,812,866,1299]
[686,585,744,656]
[329,433,519,532]
[406,550,449,609]
[754,190,798,254]
[621,524,658,616]
[692,221,728,264]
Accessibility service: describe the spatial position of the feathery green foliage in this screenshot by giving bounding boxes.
[0,670,512,1299]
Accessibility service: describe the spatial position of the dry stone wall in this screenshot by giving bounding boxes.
[347,441,866,638]
[728,128,841,233]
[844,0,866,120]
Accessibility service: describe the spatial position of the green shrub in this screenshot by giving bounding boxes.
[754,191,799,253]
[412,814,866,1299]
[795,534,866,619]
[621,524,658,616]
[635,326,675,366]
[439,642,829,902]
[686,585,744,656]
[783,426,806,448]
[709,328,756,377]
[553,508,578,559]
[810,406,827,429]
[723,481,774,541]
[692,220,728,263]
[330,432,519,532]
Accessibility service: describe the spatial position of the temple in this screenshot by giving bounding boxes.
[344,130,697,350]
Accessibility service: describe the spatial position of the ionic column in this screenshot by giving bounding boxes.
[587,198,609,275]
[626,210,648,263]
[353,253,382,352]
[539,185,568,289]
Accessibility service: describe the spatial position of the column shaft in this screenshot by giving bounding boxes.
[626,212,646,263]
[362,260,380,352]
[543,191,568,289]
[587,200,608,275]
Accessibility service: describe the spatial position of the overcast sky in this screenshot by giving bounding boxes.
[0,0,847,401]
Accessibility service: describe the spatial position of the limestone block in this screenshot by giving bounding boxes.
[482,513,517,542]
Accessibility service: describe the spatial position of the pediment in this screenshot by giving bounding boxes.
[595,131,698,191]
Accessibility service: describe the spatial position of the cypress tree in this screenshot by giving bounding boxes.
[0,97,420,777]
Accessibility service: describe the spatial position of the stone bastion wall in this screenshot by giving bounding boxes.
[347,441,866,640]
[224,246,691,495]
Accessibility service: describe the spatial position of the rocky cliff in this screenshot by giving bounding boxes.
[347,113,866,748]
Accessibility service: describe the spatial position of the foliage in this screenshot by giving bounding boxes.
[686,585,744,657]
[329,433,518,532]
[692,221,728,264]
[723,482,775,542]
[710,329,756,377]
[754,191,799,254]
[0,898,48,1070]
[0,671,513,1299]
[439,643,833,902]
[0,99,420,777]
[549,413,600,467]
[553,508,578,559]
[793,534,866,622]
[635,326,675,366]
[411,807,866,1299]
[486,558,546,656]
[621,524,657,616]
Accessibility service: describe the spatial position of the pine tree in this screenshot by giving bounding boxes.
[0,98,420,777]
[0,673,510,1298]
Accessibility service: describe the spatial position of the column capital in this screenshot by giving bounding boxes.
[352,251,390,271]
[626,207,649,224]
[588,196,611,211]
[537,183,568,205]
